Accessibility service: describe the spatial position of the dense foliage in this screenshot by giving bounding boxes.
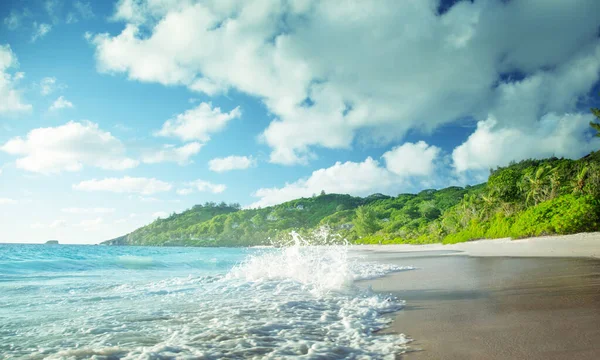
[103,152,600,247]
[591,105,600,137]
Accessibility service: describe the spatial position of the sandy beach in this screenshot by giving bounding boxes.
[355,233,600,359]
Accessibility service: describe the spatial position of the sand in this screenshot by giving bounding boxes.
[357,232,600,258]
[354,232,600,359]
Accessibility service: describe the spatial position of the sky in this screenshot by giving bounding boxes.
[1,0,600,244]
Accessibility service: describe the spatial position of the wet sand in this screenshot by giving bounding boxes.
[357,248,600,359]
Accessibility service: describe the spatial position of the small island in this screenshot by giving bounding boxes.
[45,240,59,245]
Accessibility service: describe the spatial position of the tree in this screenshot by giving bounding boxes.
[419,200,441,221]
[320,190,326,196]
[353,206,380,236]
[487,168,521,202]
[591,106,600,137]
[520,166,551,206]
[571,165,588,195]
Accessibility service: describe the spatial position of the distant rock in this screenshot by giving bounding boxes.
[45,240,59,245]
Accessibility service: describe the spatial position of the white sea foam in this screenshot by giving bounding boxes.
[1,239,414,359]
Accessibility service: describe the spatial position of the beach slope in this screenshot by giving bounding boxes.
[356,233,600,359]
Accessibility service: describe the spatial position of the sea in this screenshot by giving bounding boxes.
[0,242,413,359]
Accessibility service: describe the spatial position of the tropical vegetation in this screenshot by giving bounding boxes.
[103,151,600,247]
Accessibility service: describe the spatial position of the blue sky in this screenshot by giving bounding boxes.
[1,0,600,244]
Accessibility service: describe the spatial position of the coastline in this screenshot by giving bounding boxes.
[354,232,600,359]
[355,232,600,259]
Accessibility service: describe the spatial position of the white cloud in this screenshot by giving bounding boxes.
[209,155,256,172]
[452,113,600,172]
[250,157,395,208]
[177,179,226,195]
[73,176,172,195]
[91,0,600,165]
[49,96,74,111]
[66,1,95,24]
[44,0,60,17]
[0,198,17,205]
[138,196,160,202]
[250,142,442,208]
[452,41,600,172]
[1,121,138,174]
[39,77,63,96]
[61,207,116,214]
[4,11,22,30]
[156,102,241,142]
[382,141,441,177]
[31,22,52,42]
[0,44,32,114]
[142,142,202,165]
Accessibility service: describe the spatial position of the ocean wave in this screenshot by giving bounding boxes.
[0,243,413,359]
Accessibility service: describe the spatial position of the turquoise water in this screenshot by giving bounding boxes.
[0,244,412,359]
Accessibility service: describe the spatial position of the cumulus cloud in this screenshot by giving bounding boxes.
[250,141,441,208]
[156,102,241,142]
[209,155,256,172]
[142,142,203,165]
[382,141,441,177]
[49,96,74,111]
[0,44,32,114]
[451,41,600,172]
[177,179,226,195]
[453,113,600,172]
[91,0,600,165]
[74,176,172,195]
[1,121,138,174]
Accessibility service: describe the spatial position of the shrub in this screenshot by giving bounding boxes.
[485,213,514,239]
[550,195,599,234]
[487,168,522,202]
[510,194,599,238]
[442,220,487,244]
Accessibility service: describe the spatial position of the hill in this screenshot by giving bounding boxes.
[103,152,600,247]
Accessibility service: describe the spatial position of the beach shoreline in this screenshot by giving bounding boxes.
[354,231,600,259]
[354,232,600,359]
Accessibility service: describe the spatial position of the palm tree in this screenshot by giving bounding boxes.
[479,193,497,220]
[548,167,561,200]
[591,107,600,137]
[571,165,589,195]
[520,165,551,206]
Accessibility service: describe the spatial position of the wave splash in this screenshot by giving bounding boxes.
[229,230,413,292]
[1,236,414,359]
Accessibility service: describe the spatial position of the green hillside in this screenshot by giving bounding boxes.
[103,152,600,247]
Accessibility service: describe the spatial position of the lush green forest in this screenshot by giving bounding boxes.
[103,151,600,247]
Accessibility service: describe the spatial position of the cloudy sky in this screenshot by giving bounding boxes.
[1,0,600,244]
